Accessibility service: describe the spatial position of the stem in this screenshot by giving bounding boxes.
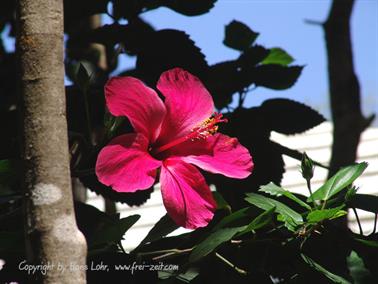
[152,248,192,261]
[373,214,377,234]
[306,178,316,207]
[352,207,363,235]
[215,252,248,275]
[136,248,193,261]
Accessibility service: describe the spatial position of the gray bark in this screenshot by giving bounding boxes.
[17,0,87,283]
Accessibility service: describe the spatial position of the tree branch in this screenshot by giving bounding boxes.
[324,0,372,177]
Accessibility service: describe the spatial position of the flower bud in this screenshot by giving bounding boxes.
[301,152,314,180]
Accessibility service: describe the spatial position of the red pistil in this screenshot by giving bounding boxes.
[154,113,227,154]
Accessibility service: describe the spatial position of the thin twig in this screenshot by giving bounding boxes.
[372,214,377,234]
[152,248,192,261]
[215,252,248,275]
[352,207,363,235]
[136,248,193,261]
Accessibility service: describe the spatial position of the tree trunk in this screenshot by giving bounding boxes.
[17,0,87,283]
[324,0,372,177]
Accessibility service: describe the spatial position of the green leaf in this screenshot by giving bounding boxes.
[103,112,125,139]
[259,182,311,210]
[261,47,294,66]
[213,191,230,211]
[277,215,298,232]
[212,207,253,231]
[176,267,200,283]
[238,207,275,235]
[354,238,378,248]
[136,214,179,249]
[224,20,259,51]
[245,193,303,225]
[347,251,373,284]
[0,159,11,173]
[348,193,378,213]
[0,160,21,193]
[189,226,246,262]
[91,214,140,246]
[76,62,92,93]
[309,162,368,201]
[307,207,347,224]
[301,254,351,284]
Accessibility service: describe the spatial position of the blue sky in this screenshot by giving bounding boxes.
[2,0,377,124]
[106,0,378,124]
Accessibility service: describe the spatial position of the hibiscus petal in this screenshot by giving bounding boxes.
[179,133,253,179]
[105,76,166,142]
[160,158,216,229]
[96,133,161,192]
[156,68,214,144]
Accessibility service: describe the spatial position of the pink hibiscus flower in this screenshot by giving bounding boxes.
[95,68,253,229]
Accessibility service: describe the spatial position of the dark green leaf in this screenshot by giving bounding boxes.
[176,267,200,283]
[103,112,125,139]
[0,159,11,173]
[309,162,368,201]
[254,65,303,90]
[262,48,294,66]
[213,191,230,211]
[76,62,92,93]
[91,215,140,246]
[261,99,325,134]
[224,20,259,51]
[354,238,378,248]
[159,0,217,16]
[259,182,311,210]
[307,207,347,224]
[245,193,303,225]
[136,214,179,249]
[348,194,378,213]
[238,45,270,67]
[212,207,253,231]
[347,250,373,284]
[189,226,245,262]
[301,254,351,284]
[238,207,275,235]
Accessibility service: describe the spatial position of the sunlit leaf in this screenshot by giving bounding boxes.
[309,162,368,201]
[259,182,311,210]
[262,47,294,66]
[245,193,303,225]
[307,207,347,224]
